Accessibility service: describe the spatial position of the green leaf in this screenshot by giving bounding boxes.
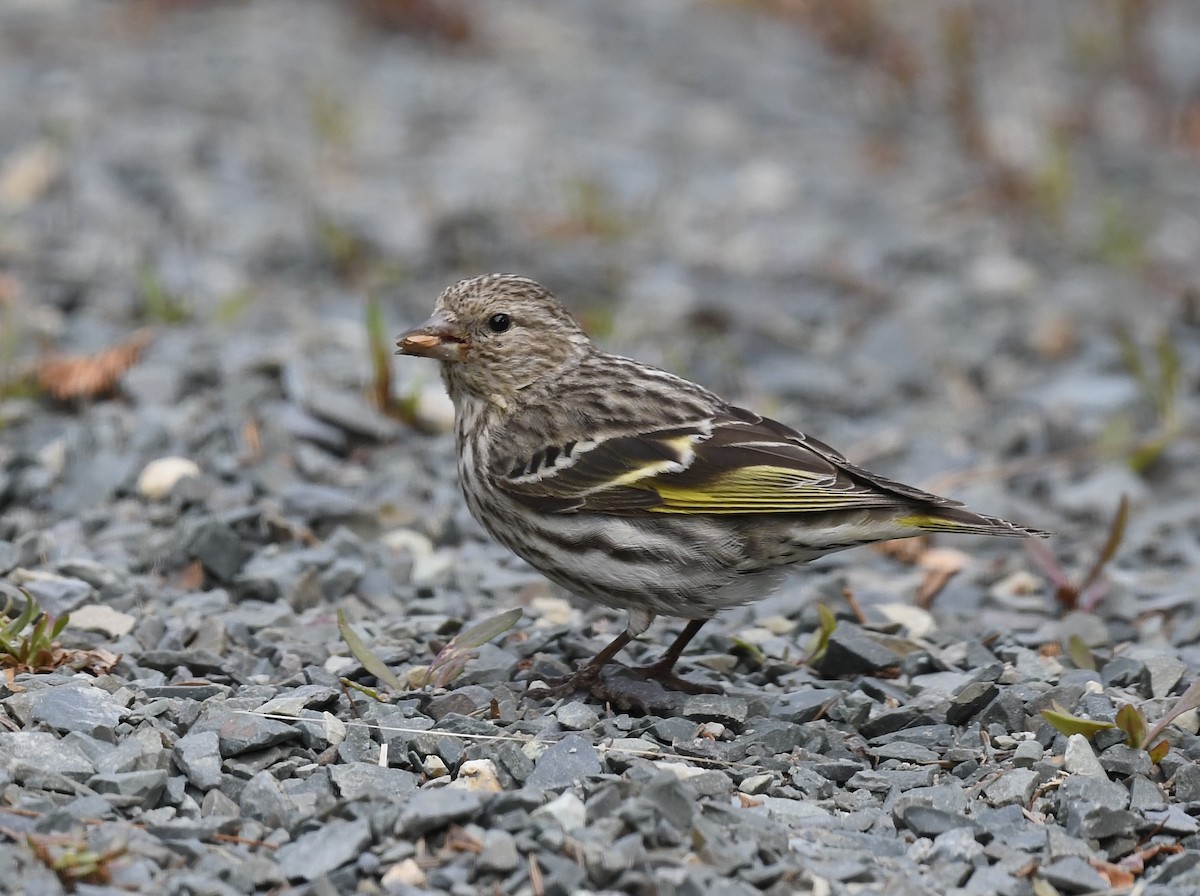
[1146,677,1200,746]
[1041,702,1116,739]
[1115,702,1148,749]
[1077,495,1128,597]
[1155,328,1181,423]
[339,677,389,703]
[1065,634,1095,670]
[337,609,404,693]
[5,596,37,639]
[731,637,765,664]
[1147,739,1170,765]
[50,614,69,640]
[365,292,392,413]
[444,608,522,651]
[804,603,838,666]
[424,608,523,687]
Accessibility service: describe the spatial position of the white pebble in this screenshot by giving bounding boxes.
[449,759,502,793]
[422,755,448,778]
[137,456,201,501]
[68,604,136,637]
[531,791,586,831]
[1063,734,1106,777]
[381,858,425,888]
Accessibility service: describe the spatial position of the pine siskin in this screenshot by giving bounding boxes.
[397,274,1048,694]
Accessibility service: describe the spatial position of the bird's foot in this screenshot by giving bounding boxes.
[526,659,719,701]
[629,660,722,695]
[526,663,604,698]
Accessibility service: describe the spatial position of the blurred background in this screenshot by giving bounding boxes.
[1,0,1199,611]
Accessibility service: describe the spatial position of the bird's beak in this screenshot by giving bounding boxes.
[395,311,470,362]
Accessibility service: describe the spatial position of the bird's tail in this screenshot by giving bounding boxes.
[899,507,1051,539]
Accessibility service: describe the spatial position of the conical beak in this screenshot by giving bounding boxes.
[395,311,470,361]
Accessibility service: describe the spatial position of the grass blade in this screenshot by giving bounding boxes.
[337,609,403,693]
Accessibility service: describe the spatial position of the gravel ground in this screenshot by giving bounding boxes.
[3,1,1200,894]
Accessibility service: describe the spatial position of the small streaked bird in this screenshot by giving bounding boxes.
[397,274,1048,694]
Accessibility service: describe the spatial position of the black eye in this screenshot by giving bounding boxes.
[487,313,511,333]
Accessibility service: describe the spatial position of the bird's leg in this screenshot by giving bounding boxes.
[631,618,721,695]
[536,628,633,696]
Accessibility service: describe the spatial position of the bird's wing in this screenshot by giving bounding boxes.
[492,406,945,516]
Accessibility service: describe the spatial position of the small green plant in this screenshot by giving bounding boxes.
[1108,325,1185,472]
[1031,129,1073,230]
[213,289,254,326]
[308,86,354,153]
[419,608,522,688]
[337,609,404,700]
[1026,494,1127,612]
[136,264,190,324]
[1042,677,1200,766]
[1095,194,1144,269]
[0,592,70,672]
[802,604,838,667]
[941,5,987,162]
[365,293,394,416]
[23,832,126,889]
[337,607,522,698]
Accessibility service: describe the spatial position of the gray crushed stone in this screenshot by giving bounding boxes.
[1,2,1200,894]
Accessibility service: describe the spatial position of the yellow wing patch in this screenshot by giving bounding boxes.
[644,464,882,515]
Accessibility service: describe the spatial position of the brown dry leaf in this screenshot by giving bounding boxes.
[1090,859,1135,889]
[874,535,930,565]
[912,547,970,608]
[37,329,152,402]
[915,566,958,609]
[69,647,122,676]
[0,645,120,676]
[176,560,206,591]
[0,142,62,210]
[351,0,472,42]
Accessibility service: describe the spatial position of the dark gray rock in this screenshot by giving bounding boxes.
[396,787,484,835]
[329,763,419,801]
[1100,656,1147,689]
[173,730,223,790]
[88,769,168,808]
[1142,806,1200,835]
[527,734,601,789]
[477,829,520,873]
[553,701,600,731]
[813,625,900,676]
[868,741,939,763]
[984,768,1038,806]
[30,685,127,741]
[1129,774,1167,811]
[136,649,230,676]
[769,689,837,723]
[845,767,937,792]
[1100,742,1153,778]
[275,818,372,882]
[255,684,341,716]
[1059,771,1130,811]
[946,681,997,725]
[184,518,252,582]
[901,806,978,838]
[238,770,296,828]
[280,482,361,521]
[1038,856,1109,893]
[1175,762,1200,801]
[0,731,95,783]
[217,714,299,756]
[682,694,749,728]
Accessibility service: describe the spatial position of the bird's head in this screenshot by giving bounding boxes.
[396,274,591,401]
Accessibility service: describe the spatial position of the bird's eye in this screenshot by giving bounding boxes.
[487,313,511,333]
